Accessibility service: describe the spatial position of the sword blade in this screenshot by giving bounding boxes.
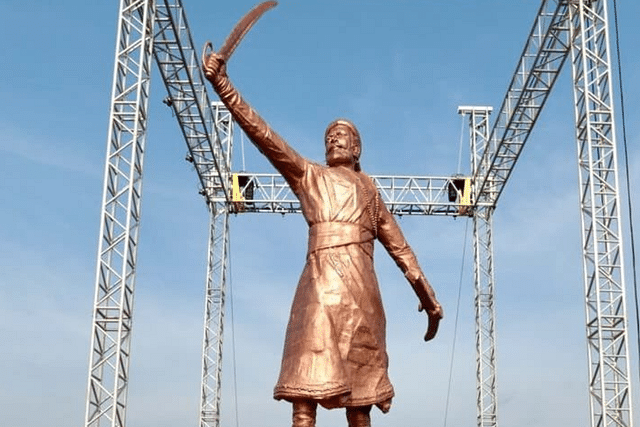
[218,1,278,62]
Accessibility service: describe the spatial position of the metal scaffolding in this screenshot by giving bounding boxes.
[84,1,155,426]
[569,2,633,427]
[198,106,234,427]
[84,1,634,427]
[226,173,480,216]
[473,0,571,207]
[459,106,498,427]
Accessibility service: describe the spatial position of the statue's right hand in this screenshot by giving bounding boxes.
[203,48,227,82]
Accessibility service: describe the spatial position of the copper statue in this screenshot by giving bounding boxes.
[202,3,443,426]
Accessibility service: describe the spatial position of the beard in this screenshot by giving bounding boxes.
[326,148,356,167]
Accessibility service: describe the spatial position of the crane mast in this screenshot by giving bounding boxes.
[84,1,634,427]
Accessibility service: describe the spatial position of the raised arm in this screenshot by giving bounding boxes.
[203,52,306,185]
[375,193,444,341]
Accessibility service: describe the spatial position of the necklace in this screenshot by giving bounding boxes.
[355,173,379,237]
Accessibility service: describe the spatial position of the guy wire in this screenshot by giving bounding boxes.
[443,219,470,427]
[457,113,465,175]
[612,0,640,374]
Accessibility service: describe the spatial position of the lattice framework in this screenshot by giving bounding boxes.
[84,1,155,426]
[474,0,571,206]
[569,2,633,427]
[198,106,234,427]
[459,107,498,427]
[85,2,634,427]
[227,173,482,216]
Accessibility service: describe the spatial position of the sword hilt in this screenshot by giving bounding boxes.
[202,41,216,79]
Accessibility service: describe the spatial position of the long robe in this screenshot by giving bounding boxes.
[212,74,429,412]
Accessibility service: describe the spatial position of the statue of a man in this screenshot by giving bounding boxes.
[204,49,443,427]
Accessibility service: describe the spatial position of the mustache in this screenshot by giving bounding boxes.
[327,144,349,152]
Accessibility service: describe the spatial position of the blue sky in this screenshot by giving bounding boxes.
[1,1,639,426]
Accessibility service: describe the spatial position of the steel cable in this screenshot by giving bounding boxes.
[611,0,640,374]
[443,219,470,427]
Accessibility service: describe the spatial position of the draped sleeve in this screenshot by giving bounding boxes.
[375,190,427,285]
[211,74,308,193]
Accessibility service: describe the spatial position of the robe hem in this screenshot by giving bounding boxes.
[274,384,394,412]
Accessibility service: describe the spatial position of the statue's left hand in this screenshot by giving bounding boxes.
[409,274,443,341]
[421,302,444,320]
[419,301,443,342]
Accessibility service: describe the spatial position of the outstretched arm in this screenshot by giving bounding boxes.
[376,195,444,341]
[203,52,306,186]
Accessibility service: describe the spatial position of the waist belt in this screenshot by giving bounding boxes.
[308,222,374,258]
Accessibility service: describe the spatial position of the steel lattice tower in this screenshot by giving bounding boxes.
[459,106,498,427]
[198,106,234,427]
[84,1,634,427]
[84,1,155,426]
[569,1,633,426]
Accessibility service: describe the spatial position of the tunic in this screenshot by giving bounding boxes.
[212,74,429,412]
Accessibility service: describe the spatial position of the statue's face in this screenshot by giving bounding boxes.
[325,124,360,168]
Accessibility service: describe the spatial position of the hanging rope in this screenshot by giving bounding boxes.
[443,219,470,427]
[611,0,640,375]
[457,113,466,175]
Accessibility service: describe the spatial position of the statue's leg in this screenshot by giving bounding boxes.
[346,405,372,427]
[292,400,317,427]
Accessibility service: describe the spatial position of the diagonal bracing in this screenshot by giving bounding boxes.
[569,2,633,427]
[86,3,634,427]
[84,1,155,427]
[474,0,572,207]
[227,173,481,216]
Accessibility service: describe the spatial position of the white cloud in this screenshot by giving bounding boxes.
[0,121,103,178]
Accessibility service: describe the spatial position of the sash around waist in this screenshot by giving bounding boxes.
[308,222,374,257]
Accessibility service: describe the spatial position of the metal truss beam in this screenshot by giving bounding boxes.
[151,1,235,424]
[568,2,633,427]
[84,1,155,426]
[460,107,499,427]
[472,207,497,427]
[153,0,231,201]
[474,0,572,207]
[199,202,231,427]
[89,3,635,427]
[227,173,480,216]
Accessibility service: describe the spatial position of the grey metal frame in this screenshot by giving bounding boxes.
[459,107,498,427]
[86,1,634,427]
[153,0,231,201]
[199,202,231,427]
[84,1,155,426]
[569,2,633,427]
[198,106,234,427]
[153,0,234,424]
[472,207,497,427]
[227,173,480,216]
[459,1,573,424]
[474,0,571,207]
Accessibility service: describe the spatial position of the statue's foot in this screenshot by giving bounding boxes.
[346,405,372,427]
[292,400,317,427]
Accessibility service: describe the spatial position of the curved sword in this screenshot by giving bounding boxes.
[202,1,278,66]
